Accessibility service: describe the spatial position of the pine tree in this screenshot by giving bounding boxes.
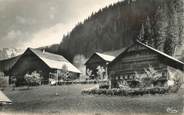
[164,35,174,56]
[138,24,145,43]
[174,0,184,45]
[164,0,179,56]
[152,4,167,51]
[172,0,184,56]
[144,16,152,45]
[138,17,152,45]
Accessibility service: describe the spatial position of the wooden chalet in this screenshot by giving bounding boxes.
[6,48,81,85]
[108,41,184,88]
[85,48,125,80]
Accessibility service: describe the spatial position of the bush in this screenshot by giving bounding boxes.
[112,88,121,95]
[82,87,169,96]
[99,83,109,89]
[106,89,114,95]
[24,71,41,88]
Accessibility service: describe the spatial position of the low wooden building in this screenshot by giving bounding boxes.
[9,48,81,86]
[0,56,20,75]
[85,48,125,80]
[108,41,184,88]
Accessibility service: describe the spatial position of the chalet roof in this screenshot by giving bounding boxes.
[179,57,184,63]
[137,41,184,65]
[0,90,12,104]
[29,48,81,73]
[85,48,126,65]
[109,40,184,71]
[96,52,115,62]
[103,48,126,57]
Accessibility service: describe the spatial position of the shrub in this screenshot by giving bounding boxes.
[134,65,162,88]
[106,89,114,95]
[96,66,106,80]
[81,87,169,96]
[24,71,41,89]
[168,68,183,93]
[99,83,109,89]
[95,89,105,95]
[112,88,121,95]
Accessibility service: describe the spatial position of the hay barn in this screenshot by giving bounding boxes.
[1,48,81,86]
[108,41,184,88]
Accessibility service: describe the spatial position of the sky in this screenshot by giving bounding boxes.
[0,0,122,49]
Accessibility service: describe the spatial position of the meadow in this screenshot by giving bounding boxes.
[1,84,184,115]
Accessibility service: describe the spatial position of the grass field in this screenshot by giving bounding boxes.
[1,84,184,115]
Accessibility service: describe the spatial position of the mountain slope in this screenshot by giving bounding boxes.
[57,0,184,61]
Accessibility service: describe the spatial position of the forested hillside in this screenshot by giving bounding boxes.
[56,0,184,61]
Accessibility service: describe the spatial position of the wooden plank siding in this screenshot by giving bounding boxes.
[9,48,81,86]
[0,56,20,75]
[108,43,169,88]
[10,49,52,86]
[85,54,107,79]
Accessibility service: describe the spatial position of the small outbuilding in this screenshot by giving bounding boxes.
[85,48,125,80]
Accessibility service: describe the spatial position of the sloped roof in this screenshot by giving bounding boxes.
[0,90,12,104]
[179,57,184,63]
[103,48,126,57]
[96,52,116,62]
[137,41,184,65]
[30,48,81,73]
[110,40,184,71]
[85,48,126,65]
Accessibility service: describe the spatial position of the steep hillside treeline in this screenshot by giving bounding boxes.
[57,0,184,61]
[138,0,184,56]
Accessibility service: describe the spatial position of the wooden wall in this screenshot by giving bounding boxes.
[0,56,20,75]
[109,44,168,88]
[10,50,51,85]
[85,54,107,79]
